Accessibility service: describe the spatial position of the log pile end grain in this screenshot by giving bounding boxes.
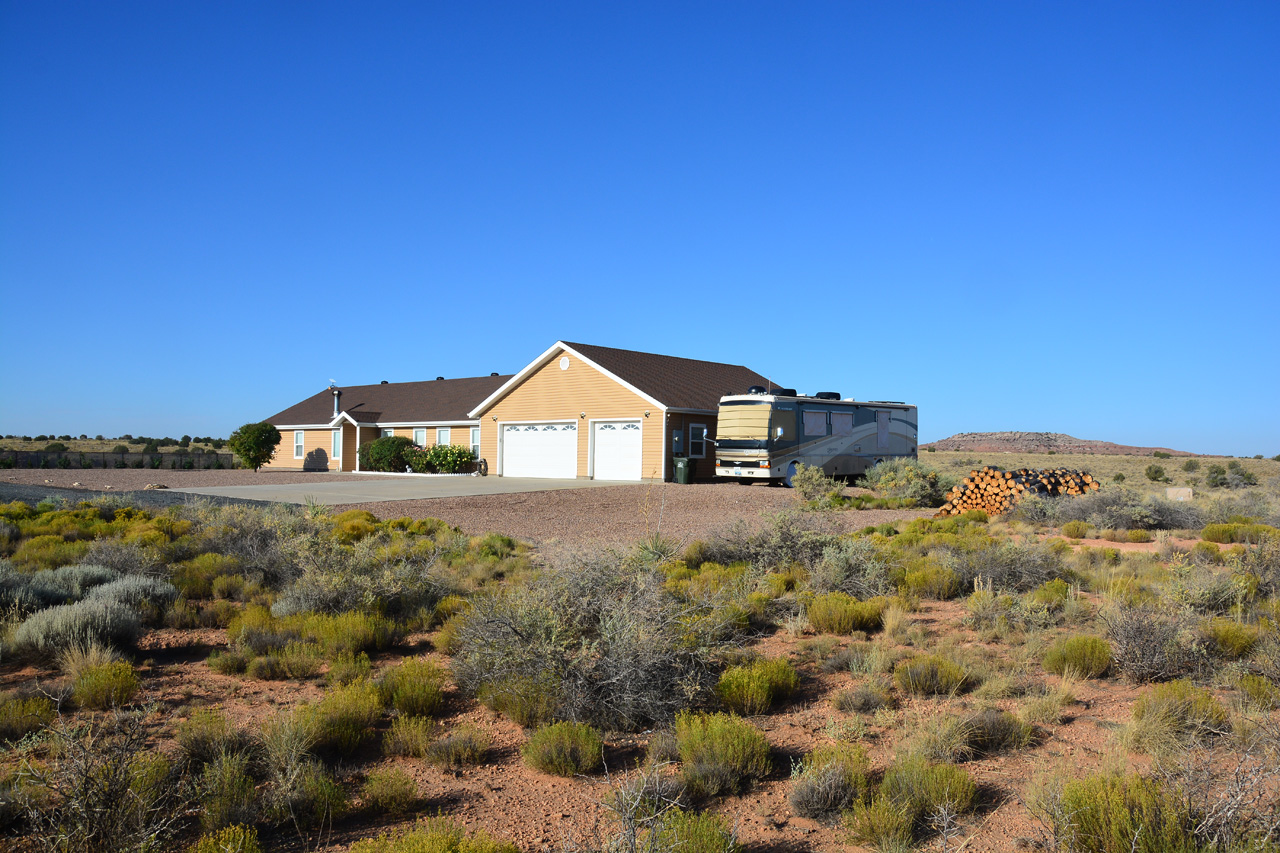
[935,466,1100,517]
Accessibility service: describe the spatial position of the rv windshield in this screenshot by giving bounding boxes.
[717,401,771,440]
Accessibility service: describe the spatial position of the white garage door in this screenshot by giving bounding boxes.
[592,420,643,480]
[501,423,577,478]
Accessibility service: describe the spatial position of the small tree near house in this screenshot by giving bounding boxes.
[228,422,281,472]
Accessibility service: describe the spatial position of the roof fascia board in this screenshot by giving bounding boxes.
[665,407,718,415]
[274,423,334,429]
[467,341,568,417]
[374,420,479,428]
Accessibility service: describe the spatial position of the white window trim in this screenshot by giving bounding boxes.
[293,430,305,459]
[413,428,426,446]
[470,427,480,458]
[688,423,707,459]
[332,429,341,459]
[437,427,451,447]
[381,428,394,438]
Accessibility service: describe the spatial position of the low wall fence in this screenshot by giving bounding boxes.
[0,451,238,470]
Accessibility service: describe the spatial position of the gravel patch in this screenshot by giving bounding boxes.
[338,482,933,550]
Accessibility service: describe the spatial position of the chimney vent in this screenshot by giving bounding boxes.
[491,372,499,376]
[436,376,444,381]
[380,380,388,384]
[331,387,342,417]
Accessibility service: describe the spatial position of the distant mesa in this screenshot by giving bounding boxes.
[921,431,1198,457]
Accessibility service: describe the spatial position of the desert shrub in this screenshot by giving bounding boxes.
[201,751,256,830]
[425,724,491,768]
[1202,522,1277,545]
[178,708,250,769]
[940,540,1069,593]
[788,742,871,819]
[902,562,959,599]
[1127,680,1230,754]
[1238,673,1279,709]
[1145,465,1167,482]
[188,825,263,853]
[1043,635,1113,677]
[208,648,252,675]
[675,711,771,798]
[376,657,447,718]
[87,576,178,611]
[1054,773,1199,853]
[716,657,798,715]
[702,510,841,573]
[0,692,55,741]
[894,654,971,696]
[1103,606,1192,682]
[848,756,976,844]
[211,574,245,601]
[22,711,184,853]
[844,794,914,849]
[452,559,718,731]
[361,766,417,815]
[307,679,383,756]
[522,721,603,776]
[792,463,845,504]
[954,708,1032,757]
[72,661,140,709]
[56,640,122,683]
[326,650,372,685]
[267,761,346,829]
[651,809,740,853]
[808,592,886,634]
[1200,618,1258,659]
[14,599,140,657]
[1062,520,1091,539]
[810,537,894,598]
[383,716,436,758]
[833,679,896,713]
[350,819,519,853]
[862,459,952,507]
[245,655,288,680]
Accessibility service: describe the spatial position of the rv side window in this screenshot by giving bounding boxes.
[830,412,853,435]
[770,410,796,446]
[803,410,828,437]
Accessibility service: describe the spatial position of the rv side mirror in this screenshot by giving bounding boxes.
[775,427,784,438]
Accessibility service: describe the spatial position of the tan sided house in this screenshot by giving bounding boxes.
[468,342,771,481]
[262,374,511,472]
[262,341,772,481]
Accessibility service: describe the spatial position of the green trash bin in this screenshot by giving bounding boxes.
[673,456,693,484]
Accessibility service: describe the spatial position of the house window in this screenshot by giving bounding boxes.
[293,431,304,459]
[437,427,451,446]
[689,424,707,458]
[470,427,480,458]
[413,428,426,446]
[381,428,394,438]
[332,430,341,459]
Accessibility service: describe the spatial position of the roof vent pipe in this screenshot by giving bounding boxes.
[331,387,341,417]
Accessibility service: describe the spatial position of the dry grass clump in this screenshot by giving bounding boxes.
[1237,673,1279,710]
[1043,634,1113,677]
[200,751,256,830]
[425,724,492,768]
[177,707,251,769]
[807,592,887,634]
[349,818,519,853]
[832,679,896,713]
[0,691,55,742]
[521,721,603,777]
[376,657,448,718]
[893,654,972,696]
[1200,618,1259,660]
[845,756,977,848]
[1102,605,1191,682]
[361,766,418,815]
[188,825,263,853]
[1049,773,1199,853]
[383,716,437,758]
[716,656,799,715]
[787,742,871,819]
[305,679,383,757]
[1126,680,1230,755]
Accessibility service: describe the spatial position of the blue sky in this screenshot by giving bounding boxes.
[2,2,1276,455]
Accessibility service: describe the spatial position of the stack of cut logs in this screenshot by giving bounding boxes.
[935,467,1100,517]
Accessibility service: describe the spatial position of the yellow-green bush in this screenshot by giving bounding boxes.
[72,661,139,709]
[361,766,418,815]
[187,824,262,853]
[652,809,741,853]
[848,756,976,844]
[1238,673,1278,709]
[1202,523,1277,544]
[377,657,448,718]
[894,654,971,696]
[0,693,55,741]
[1128,680,1230,754]
[808,592,886,634]
[674,711,771,797]
[9,534,90,570]
[1043,635,1113,678]
[902,563,959,600]
[1056,773,1198,853]
[307,679,383,756]
[1062,520,1091,539]
[521,721,603,776]
[716,657,798,715]
[1029,578,1071,610]
[1201,618,1259,660]
[350,819,519,853]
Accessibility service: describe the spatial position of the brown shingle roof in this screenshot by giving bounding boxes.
[267,375,511,426]
[562,342,774,411]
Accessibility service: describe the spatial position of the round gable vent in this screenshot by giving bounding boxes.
[559,356,570,371]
